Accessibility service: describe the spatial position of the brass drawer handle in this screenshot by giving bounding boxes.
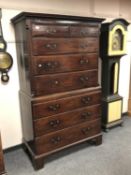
[80,31,88,36]
[38,63,42,68]
[80,44,88,49]
[48,104,60,111]
[81,97,91,104]
[81,127,92,135]
[51,136,61,144]
[80,76,89,83]
[49,119,60,128]
[37,61,59,70]
[46,29,57,34]
[81,112,91,120]
[54,80,59,85]
[80,59,89,65]
[45,43,57,49]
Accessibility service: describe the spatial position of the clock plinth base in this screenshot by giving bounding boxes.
[102,119,123,132]
[102,95,123,131]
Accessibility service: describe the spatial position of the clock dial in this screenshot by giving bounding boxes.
[0,52,13,70]
[112,29,123,51]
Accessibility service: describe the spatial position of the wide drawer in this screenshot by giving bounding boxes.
[34,119,101,154]
[31,24,99,37]
[34,104,101,137]
[32,38,99,55]
[32,89,101,119]
[32,53,98,75]
[31,70,98,96]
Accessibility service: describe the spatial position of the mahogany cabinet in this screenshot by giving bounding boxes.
[12,12,104,170]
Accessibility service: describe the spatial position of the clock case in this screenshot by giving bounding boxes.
[100,19,129,131]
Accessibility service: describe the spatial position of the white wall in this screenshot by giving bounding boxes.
[0,0,131,149]
[0,10,22,149]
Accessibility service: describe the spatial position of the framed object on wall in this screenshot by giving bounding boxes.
[0,9,13,83]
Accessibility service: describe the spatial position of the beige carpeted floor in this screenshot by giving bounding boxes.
[4,116,131,175]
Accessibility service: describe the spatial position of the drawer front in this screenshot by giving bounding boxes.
[32,38,98,55]
[31,70,98,96]
[32,53,98,75]
[34,119,101,154]
[32,24,70,37]
[70,26,99,37]
[31,24,99,37]
[34,104,101,137]
[32,90,101,119]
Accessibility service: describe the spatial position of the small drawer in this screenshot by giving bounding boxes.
[34,119,101,154]
[32,38,99,55]
[31,70,98,96]
[31,24,70,37]
[34,104,101,137]
[70,26,99,37]
[32,53,98,75]
[32,89,101,119]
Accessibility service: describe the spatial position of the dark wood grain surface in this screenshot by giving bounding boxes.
[34,119,101,154]
[32,53,98,75]
[31,70,98,96]
[32,38,99,55]
[31,24,99,37]
[34,104,101,136]
[32,90,101,119]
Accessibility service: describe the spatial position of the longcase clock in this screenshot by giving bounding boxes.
[100,19,129,131]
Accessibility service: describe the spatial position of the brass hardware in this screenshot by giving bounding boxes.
[45,43,57,49]
[80,58,89,65]
[54,80,59,85]
[80,59,84,65]
[0,52,12,70]
[80,76,89,83]
[38,63,42,68]
[80,77,84,82]
[80,44,88,49]
[38,61,59,71]
[51,136,61,144]
[81,112,91,119]
[35,25,40,30]
[80,31,88,36]
[81,96,91,104]
[0,52,13,83]
[48,104,60,111]
[46,29,57,34]
[49,119,60,128]
[81,127,91,135]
